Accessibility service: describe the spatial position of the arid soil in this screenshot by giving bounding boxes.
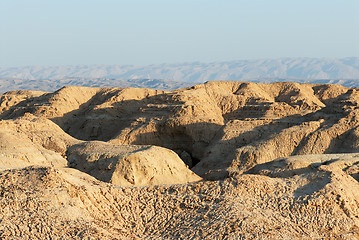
[1,81,359,239]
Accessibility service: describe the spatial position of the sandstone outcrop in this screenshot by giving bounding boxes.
[67,141,201,186]
[0,129,67,169]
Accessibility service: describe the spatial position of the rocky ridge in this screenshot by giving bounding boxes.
[1,81,359,238]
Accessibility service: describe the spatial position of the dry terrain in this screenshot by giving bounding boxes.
[1,81,359,239]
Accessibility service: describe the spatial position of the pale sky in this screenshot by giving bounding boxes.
[1,0,358,67]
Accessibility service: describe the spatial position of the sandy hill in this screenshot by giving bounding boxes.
[1,81,359,238]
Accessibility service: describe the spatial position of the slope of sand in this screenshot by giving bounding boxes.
[1,81,359,238]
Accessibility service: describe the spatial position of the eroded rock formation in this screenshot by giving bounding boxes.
[1,81,359,238]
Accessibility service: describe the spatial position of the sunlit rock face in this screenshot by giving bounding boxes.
[1,82,359,239]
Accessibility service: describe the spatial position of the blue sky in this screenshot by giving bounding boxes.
[1,0,358,66]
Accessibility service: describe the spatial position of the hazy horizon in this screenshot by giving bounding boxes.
[1,0,358,67]
[1,57,359,83]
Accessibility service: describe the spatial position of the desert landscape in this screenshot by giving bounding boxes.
[1,81,359,238]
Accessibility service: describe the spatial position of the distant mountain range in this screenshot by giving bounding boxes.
[1,57,359,93]
[0,78,193,93]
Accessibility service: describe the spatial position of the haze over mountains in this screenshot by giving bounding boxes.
[1,57,359,93]
[2,57,359,80]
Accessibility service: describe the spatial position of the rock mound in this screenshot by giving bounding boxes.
[67,141,201,186]
[0,129,67,169]
[0,116,70,169]
[0,114,80,156]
